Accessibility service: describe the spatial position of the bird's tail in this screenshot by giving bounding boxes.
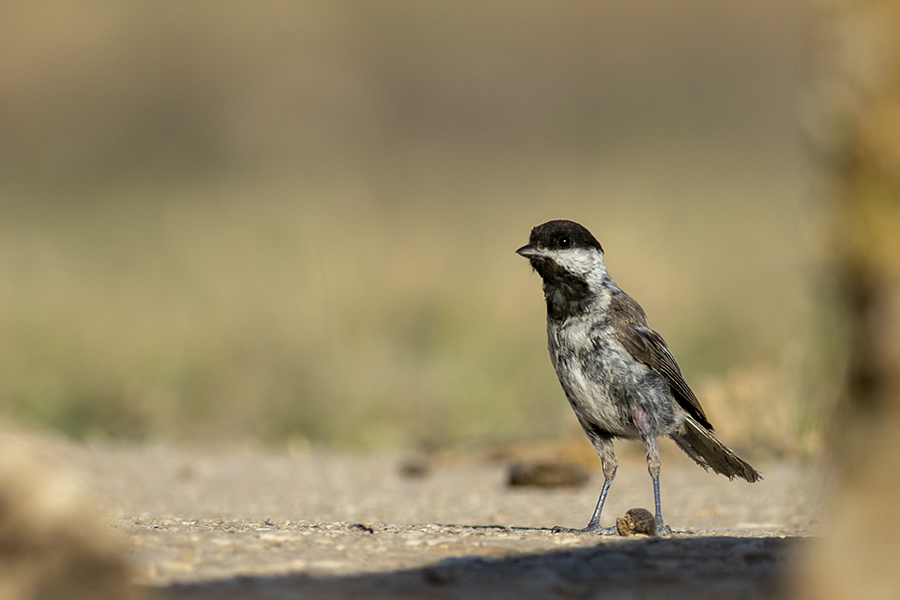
[671,418,762,483]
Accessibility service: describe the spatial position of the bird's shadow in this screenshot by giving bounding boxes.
[152,527,803,600]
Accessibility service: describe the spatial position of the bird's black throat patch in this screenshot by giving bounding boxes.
[528,256,595,322]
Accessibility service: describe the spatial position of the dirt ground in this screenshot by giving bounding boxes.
[34,440,825,599]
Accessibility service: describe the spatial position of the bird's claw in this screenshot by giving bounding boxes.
[550,524,617,535]
[655,521,672,537]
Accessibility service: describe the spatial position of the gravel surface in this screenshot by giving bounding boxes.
[50,442,824,599]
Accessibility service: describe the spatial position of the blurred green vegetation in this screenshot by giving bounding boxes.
[0,1,835,455]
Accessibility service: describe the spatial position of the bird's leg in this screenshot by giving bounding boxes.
[581,431,618,534]
[552,428,618,534]
[582,473,616,533]
[640,432,672,536]
[630,402,672,536]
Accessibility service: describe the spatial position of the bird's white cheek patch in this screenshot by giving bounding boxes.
[545,249,607,282]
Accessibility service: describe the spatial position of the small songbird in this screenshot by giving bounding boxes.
[516,219,761,535]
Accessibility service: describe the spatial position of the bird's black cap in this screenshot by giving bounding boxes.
[524,220,603,253]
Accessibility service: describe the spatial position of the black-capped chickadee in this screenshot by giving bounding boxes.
[517,219,760,535]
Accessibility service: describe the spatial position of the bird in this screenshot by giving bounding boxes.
[516,219,761,535]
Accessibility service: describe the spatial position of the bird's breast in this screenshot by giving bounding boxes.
[546,312,677,437]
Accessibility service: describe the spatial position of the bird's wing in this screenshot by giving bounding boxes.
[608,292,712,430]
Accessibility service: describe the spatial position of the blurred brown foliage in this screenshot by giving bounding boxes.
[795,1,900,598]
[0,430,142,600]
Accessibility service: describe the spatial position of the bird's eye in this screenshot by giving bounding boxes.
[559,237,571,248]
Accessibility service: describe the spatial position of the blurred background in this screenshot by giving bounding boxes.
[0,0,832,456]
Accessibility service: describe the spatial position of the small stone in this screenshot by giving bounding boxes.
[616,508,657,536]
[399,457,431,478]
[507,461,590,488]
[349,523,375,534]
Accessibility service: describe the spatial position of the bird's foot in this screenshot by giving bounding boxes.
[655,519,672,537]
[550,524,617,535]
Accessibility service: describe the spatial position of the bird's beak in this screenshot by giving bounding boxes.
[516,244,541,258]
